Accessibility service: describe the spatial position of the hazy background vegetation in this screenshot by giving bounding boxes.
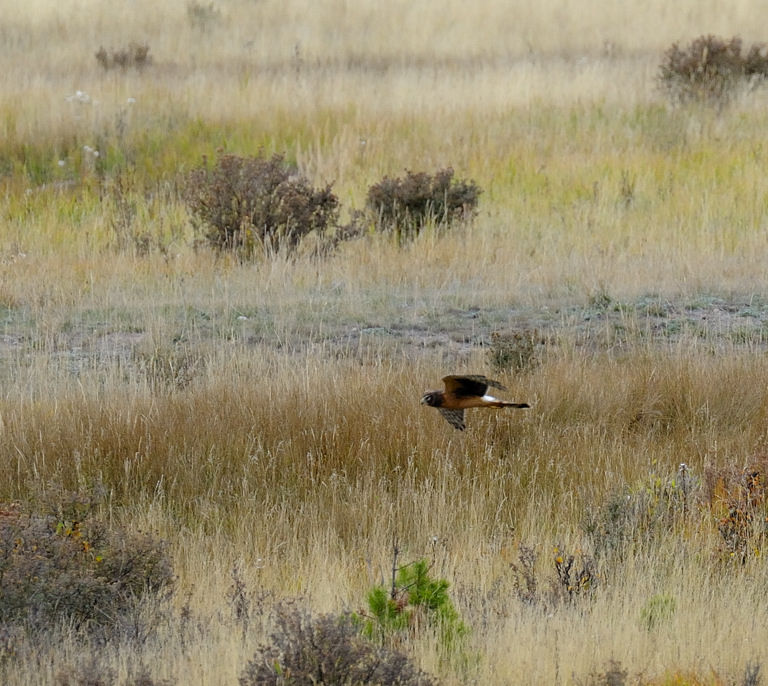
[3,1,768,684]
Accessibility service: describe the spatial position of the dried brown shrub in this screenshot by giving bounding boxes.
[185,152,341,258]
[366,168,481,242]
[239,601,437,686]
[0,492,174,635]
[95,42,153,72]
[658,35,768,107]
[704,456,768,563]
[488,329,540,374]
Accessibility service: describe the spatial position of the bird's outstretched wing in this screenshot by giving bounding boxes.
[438,407,466,431]
[442,375,507,398]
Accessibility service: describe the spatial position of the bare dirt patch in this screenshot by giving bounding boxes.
[0,294,765,381]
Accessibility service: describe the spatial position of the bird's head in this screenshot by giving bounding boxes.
[420,391,438,406]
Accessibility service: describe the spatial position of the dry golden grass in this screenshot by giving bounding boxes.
[3,339,768,683]
[4,1,768,685]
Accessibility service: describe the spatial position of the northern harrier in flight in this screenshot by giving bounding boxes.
[421,375,530,431]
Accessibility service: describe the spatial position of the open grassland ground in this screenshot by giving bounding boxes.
[5,1,768,684]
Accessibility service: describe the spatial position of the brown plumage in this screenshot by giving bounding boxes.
[420,375,530,431]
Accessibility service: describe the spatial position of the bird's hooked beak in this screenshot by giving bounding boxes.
[420,394,429,404]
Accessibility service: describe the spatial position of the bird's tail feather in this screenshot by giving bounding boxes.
[486,400,530,409]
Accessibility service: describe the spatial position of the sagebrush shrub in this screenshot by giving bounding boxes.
[185,152,341,258]
[0,494,174,635]
[366,168,481,241]
[239,601,436,686]
[658,35,768,107]
[582,464,697,561]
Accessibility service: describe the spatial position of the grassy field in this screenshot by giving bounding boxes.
[4,1,768,684]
